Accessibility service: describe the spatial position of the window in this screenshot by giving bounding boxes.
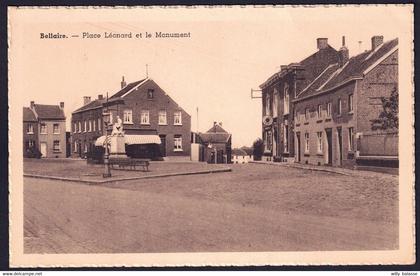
[348,94,354,113]
[317,105,322,118]
[327,102,332,117]
[74,141,78,153]
[140,110,150,125]
[84,121,87,132]
[265,94,271,116]
[304,132,310,153]
[284,84,290,115]
[158,110,167,125]
[53,140,60,152]
[88,120,92,132]
[73,123,77,133]
[348,127,354,151]
[273,88,278,118]
[174,111,182,125]
[27,124,34,134]
[147,89,154,99]
[338,98,342,115]
[53,124,60,134]
[317,132,323,153]
[78,122,81,133]
[40,123,47,134]
[93,119,96,131]
[295,110,300,122]
[98,118,101,131]
[28,140,34,148]
[174,135,183,151]
[123,109,133,124]
[283,123,289,153]
[305,108,310,120]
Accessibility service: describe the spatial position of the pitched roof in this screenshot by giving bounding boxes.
[232,148,248,156]
[110,79,147,99]
[260,45,339,89]
[73,99,105,114]
[23,107,37,122]
[199,132,231,144]
[296,38,398,101]
[206,124,228,134]
[33,104,65,120]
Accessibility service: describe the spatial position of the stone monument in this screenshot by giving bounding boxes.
[109,115,127,158]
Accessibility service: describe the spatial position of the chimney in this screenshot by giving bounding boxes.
[219,122,222,126]
[59,102,64,109]
[83,96,91,106]
[98,94,104,100]
[30,101,35,109]
[338,36,349,67]
[280,65,288,71]
[317,38,328,50]
[371,35,384,50]
[121,76,127,89]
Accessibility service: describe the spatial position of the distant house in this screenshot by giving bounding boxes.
[71,77,191,160]
[198,122,232,164]
[232,148,250,164]
[23,101,66,158]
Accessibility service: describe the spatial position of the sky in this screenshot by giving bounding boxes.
[9,5,411,147]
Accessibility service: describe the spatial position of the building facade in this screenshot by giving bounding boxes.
[23,101,67,158]
[71,77,191,159]
[293,36,398,168]
[198,123,232,164]
[259,38,339,161]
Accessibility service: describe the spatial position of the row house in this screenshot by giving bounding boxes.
[71,77,191,160]
[23,101,66,158]
[293,36,398,168]
[259,38,339,161]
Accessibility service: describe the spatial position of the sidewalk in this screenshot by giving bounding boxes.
[249,160,396,177]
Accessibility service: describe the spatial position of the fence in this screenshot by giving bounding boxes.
[358,132,398,157]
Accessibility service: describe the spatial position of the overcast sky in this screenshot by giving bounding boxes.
[10,5,411,147]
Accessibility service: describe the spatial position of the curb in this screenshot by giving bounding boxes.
[24,167,232,184]
[249,161,351,176]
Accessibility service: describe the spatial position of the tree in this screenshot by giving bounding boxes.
[252,138,264,161]
[371,86,398,131]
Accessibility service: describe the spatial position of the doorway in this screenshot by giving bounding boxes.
[296,132,301,162]
[337,127,343,166]
[159,135,166,157]
[325,129,332,165]
[40,142,47,158]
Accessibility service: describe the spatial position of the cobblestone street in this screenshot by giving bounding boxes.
[24,162,398,253]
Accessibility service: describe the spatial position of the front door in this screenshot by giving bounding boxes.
[159,135,166,157]
[40,142,47,158]
[325,128,332,165]
[337,127,343,166]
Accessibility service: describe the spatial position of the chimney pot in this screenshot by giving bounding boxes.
[121,76,127,89]
[280,65,288,71]
[371,35,384,50]
[317,38,328,50]
[30,101,35,109]
[338,36,349,67]
[98,94,104,100]
[83,96,91,106]
[60,102,64,109]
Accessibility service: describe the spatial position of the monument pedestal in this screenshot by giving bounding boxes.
[109,135,127,158]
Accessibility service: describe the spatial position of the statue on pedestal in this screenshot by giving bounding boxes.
[109,115,127,158]
[111,115,124,136]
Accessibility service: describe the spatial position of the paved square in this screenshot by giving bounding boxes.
[24,161,398,253]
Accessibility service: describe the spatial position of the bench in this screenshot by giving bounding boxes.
[109,158,150,172]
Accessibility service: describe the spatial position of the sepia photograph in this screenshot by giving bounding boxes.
[8,5,414,267]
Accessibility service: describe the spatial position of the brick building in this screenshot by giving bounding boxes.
[23,101,67,158]
[71,77,191,159]
[259,38,339,161]
[198,123,232,164]
[293,36,398,168]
